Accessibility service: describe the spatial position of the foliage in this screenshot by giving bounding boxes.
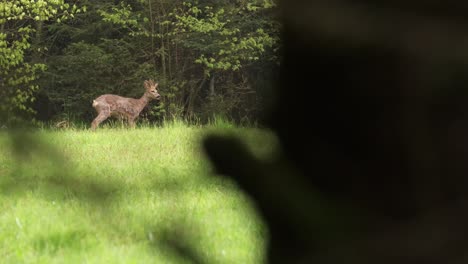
[1,0,280,125]
[174,0,280,74]
[0,0,81,123]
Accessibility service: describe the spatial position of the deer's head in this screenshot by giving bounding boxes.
[144,79,161,100]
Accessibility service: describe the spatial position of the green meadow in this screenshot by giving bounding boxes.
[0,122,277,263]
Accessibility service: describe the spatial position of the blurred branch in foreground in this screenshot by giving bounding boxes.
[204,1,468,263]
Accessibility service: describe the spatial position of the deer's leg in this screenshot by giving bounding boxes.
[128,117,136,129]
[91,110,111,130]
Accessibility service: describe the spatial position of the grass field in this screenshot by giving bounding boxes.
[0,122,277,263]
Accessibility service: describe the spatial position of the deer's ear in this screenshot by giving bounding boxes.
[144,80,150,90]
[155,83,159,88]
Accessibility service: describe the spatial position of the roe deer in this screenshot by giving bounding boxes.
[91,79,161,130]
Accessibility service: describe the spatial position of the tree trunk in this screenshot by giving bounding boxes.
[209,74,216,97]
[157,1,167,80]
[32,20,43,63]
[186,77,206,119]
[148,0,162,77]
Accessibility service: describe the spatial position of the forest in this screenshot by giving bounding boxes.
[0,0,280,126]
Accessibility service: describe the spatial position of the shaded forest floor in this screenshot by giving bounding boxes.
[0,123,277,263]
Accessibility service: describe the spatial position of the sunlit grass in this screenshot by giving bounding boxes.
[0,123,277,263]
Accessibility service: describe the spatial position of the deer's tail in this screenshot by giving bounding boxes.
[92,100,99,107]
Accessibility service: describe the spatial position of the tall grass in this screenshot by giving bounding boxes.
[0,121,277,263]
